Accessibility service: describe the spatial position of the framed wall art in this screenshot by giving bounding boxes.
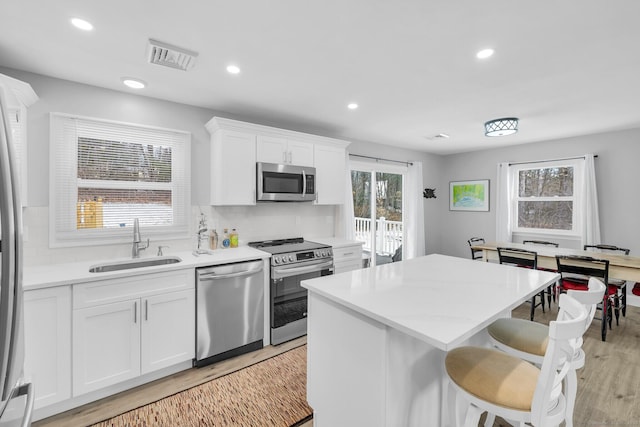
[449,179,489,211]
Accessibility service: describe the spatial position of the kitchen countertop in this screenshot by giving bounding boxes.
[310,237,364,249]
[23,246,271,291]
[301,253,559,351]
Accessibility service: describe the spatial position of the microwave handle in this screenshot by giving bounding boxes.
[302,169,307,198]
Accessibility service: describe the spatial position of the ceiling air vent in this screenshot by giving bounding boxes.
[147,39,198,71]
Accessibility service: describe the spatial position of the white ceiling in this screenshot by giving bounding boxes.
[2,0,640,155]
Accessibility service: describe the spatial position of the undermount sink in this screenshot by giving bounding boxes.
[89,256,182,273]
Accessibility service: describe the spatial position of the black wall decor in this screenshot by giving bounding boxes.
[423,188,436,199]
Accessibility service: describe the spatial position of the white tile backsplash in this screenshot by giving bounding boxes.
[22,204,338,267]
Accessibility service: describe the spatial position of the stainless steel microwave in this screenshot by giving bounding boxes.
[256,162,316,202]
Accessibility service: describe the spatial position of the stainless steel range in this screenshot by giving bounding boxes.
[249,237,333,345]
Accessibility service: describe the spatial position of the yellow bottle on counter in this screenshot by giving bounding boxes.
[230,228,239,248]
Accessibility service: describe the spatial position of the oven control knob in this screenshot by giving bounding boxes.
[321,250,327,257]
[274,256,280,264]
[289,255,295,262]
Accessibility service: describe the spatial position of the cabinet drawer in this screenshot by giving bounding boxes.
[74,269,194,309]
[334,259,363,275]
[333,245,362,262]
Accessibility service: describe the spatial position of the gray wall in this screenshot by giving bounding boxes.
[439,128,640,258]
[0,67,214,207]
[7,65,635,263]
[1,67,442,263]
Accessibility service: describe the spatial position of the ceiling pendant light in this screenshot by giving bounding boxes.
[484,117,519,137]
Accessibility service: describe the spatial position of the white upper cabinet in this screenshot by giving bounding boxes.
[206,117,350,205]
[206,118,257,206]
[0,73,38,205]
[314,144,347,205]
[257,135,314,167]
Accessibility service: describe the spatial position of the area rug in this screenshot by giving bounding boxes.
[91,345,312,427]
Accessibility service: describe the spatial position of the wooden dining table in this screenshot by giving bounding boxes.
[473,241,640,282]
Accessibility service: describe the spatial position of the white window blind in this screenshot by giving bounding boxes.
[50,113,191,247]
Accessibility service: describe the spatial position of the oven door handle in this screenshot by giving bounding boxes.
[272,260,334,279]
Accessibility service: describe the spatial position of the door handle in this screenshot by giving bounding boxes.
[134,301,137,323]
[145,299,149,321]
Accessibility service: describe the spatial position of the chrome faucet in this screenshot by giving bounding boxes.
[132,218,150,258]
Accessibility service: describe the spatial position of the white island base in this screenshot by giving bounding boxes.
[307,292,489,426]
[303,254,559,427]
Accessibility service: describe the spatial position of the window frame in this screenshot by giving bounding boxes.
[49,113,191,248]
[350,159,407,265]
[510,158,584,237]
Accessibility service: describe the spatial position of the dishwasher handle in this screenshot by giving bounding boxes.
[198,264,263,281]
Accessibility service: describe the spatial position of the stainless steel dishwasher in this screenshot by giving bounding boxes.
[195,259,264,367]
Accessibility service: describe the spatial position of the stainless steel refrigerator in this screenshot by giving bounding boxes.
[0,85,34,425]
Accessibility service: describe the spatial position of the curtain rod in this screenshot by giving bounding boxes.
[349,153,413,166]
[508,154,598,166]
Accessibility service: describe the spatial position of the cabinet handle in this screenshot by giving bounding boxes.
[283,151,287,163]
[343,252,354,256]
[288,151,292,163]
[145,300,149,321]
[134,301,137,323]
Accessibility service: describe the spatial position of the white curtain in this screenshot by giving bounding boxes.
[405,161,425,258]
[495,162,512,243]
[337,153,355,240]
[581,153,601,246]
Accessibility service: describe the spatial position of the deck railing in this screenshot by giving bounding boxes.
[354,216,402,255]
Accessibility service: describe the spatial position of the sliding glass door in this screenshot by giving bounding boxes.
[351,162,405,267]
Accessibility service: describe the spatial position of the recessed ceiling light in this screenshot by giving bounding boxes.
[226,65,241,74]
[476,48,494,59]
[347,103,359,110]
[71,18,93,31]
[436,133,450,139]
[121,78,146,89]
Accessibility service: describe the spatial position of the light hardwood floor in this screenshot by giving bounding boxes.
[34,302,640,427]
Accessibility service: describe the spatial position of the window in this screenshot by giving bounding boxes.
[510,159,583,235]
[50,113,190,247]
[351,160,405,266]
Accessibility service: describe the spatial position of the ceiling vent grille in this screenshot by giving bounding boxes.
[147,39,198,71]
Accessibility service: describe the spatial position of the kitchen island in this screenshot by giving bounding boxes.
[301,253,559,426]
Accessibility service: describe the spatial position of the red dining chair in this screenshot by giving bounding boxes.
[523,240,560,306]
[467,237,485,261]
[498,247,545,320]
[583,244,629,324]
[556,255,612,341]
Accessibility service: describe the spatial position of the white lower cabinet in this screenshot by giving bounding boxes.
[72,300,141,395]
[141,290,195,374]
[333,242,364,274]
[23,286,72,409]
[72,269,195,396]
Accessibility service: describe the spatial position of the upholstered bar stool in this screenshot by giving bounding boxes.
[445,294,588,427]
[485,278,606,427]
